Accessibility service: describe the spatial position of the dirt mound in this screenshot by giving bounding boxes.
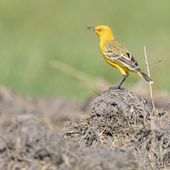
[0,86,85,132]
[0,114,138,170]
[64,88,170,169]
[0,87,169,169]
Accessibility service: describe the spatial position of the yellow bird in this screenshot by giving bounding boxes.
[88,25,153,88]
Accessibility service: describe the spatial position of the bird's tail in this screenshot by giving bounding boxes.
[138,71,154,84]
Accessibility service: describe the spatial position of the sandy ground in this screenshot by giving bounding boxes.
[0,86,169,170]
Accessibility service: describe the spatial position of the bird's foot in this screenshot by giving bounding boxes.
[110,85,123,90]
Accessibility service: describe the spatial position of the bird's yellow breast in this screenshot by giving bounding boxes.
[104,56,129,75]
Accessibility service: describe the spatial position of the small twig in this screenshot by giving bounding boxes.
[144,46,155,114]
[149,59,162,67]
[152,59,162,65]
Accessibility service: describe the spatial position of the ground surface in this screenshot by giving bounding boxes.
[0,87,169,170]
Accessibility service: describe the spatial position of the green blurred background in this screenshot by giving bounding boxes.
[0,0,169,99]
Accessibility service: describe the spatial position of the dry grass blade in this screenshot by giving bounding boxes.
[144,46,155,113]
[144,46,157,170]
[49,59,110,90]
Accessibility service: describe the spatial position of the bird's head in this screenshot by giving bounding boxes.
[87,25,114,40]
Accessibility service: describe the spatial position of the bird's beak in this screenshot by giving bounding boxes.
[87,26,95,31]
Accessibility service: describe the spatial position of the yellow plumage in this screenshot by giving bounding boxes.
[88,25,153,88]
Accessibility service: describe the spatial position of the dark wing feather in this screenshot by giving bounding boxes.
[104,41,141,72]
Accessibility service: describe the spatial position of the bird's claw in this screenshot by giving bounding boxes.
[110,85,122,90]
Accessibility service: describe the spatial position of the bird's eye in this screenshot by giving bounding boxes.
[97,29,102,32]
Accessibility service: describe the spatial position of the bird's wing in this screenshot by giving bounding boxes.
[104,41,141,72]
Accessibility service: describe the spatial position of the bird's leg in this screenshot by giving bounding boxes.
[114,73,129,89]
